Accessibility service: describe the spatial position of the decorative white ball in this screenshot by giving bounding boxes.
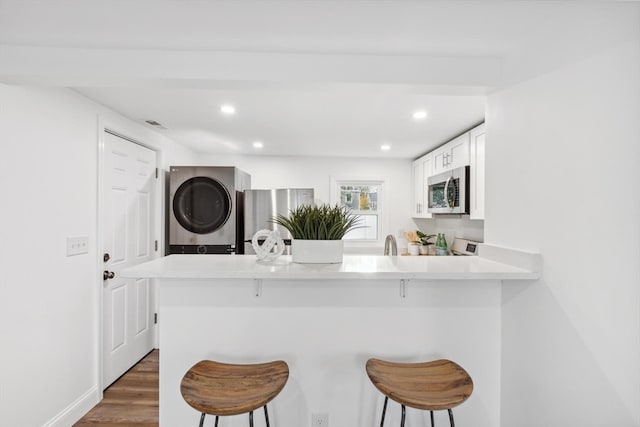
[251,230,285,262]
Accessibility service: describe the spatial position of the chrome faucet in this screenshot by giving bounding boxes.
[384,234,398,256]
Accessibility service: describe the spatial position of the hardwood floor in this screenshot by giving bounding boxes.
[74,350,159,427]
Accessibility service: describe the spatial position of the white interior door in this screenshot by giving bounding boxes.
[101,131,157,388]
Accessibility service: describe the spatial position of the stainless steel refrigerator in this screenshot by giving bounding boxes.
[243,188,314,254]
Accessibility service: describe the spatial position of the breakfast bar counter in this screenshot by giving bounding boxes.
[123,249,541,281]
[122,249,540,427]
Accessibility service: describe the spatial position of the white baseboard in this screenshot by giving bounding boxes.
[42,386,100,427]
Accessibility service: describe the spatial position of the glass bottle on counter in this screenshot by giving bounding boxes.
[441,234,448,255]
[436,233,448,256]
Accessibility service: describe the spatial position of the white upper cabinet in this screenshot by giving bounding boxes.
[469,123,486,220]
[411,123,485,220]
[411,153,432,218]
[431,133,470,175]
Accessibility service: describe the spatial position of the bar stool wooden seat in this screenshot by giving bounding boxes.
[180,359,289,427]
[366,358,473,427]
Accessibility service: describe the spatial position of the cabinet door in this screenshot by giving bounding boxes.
[411,159,424,217]
[421,154,432,181]
[469,124,485,220]
[431,145,449,175]
[431,133,470,174]
[448,133,470,170]
[419,155,432,218]
[411,155,432,218]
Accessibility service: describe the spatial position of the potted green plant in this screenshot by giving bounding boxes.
[405,230,436,255]
[416,230,436,255]
[271,204,363,263]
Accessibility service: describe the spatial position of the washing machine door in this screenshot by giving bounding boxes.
[172,176,232,234]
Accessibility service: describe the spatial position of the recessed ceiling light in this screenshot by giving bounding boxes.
[380,144,391,151]
[253,141,264,149]
[412,110,428,120]
[220,104,236,115]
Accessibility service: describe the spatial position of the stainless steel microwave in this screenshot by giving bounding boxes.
[427,165,470,214]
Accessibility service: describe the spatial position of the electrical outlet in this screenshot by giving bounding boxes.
[66,236,89,256]
[311,413,329,427]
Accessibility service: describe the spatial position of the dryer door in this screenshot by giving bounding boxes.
[172,177,232,234]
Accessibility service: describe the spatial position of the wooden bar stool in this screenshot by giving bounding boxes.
[180,359,289,427]
[366,358,473,427]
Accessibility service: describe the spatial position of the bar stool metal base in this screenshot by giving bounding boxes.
[198,404,272,427]
[377,396,456,427]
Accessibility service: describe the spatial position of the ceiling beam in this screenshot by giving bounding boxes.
[0,45,502,92]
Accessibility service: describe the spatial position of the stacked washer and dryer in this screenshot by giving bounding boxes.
[169,166,250,254]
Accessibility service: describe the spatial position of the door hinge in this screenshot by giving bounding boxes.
[154,240,158,251]
[155,168,158,179]
[154,313,158,324]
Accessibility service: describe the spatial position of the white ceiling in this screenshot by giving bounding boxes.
[0,1,636,158]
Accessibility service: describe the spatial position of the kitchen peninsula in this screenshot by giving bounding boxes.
[123,249,540,427]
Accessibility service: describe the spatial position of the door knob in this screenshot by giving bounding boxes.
[103,270,115,280]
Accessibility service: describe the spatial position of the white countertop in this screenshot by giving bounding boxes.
[121,253,541,280]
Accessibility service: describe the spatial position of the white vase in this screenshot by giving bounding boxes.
[408,244,419,256]
[291,239,344,264]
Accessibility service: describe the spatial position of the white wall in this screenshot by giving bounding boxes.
[0,84,195,426]
[486,38,640,426]
[194,154,416,253]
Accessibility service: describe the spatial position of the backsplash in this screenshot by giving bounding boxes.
[413,216,484,249]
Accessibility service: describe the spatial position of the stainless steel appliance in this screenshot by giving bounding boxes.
[243,188,314,254]
[450,238,480,256]
[427,166,470,214]
[169,166,250,254]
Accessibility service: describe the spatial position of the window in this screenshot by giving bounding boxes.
[331,178,385,242]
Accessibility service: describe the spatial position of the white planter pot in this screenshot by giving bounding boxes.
[291,239,344,264]
[408,243,420,256]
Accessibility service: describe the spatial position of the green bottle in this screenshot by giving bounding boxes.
[441,234,448,255]
[435,233,443,256]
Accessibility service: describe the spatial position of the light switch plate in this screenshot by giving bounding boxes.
[67,236,89,256]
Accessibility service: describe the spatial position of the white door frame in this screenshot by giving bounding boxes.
[96,116,164,397]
